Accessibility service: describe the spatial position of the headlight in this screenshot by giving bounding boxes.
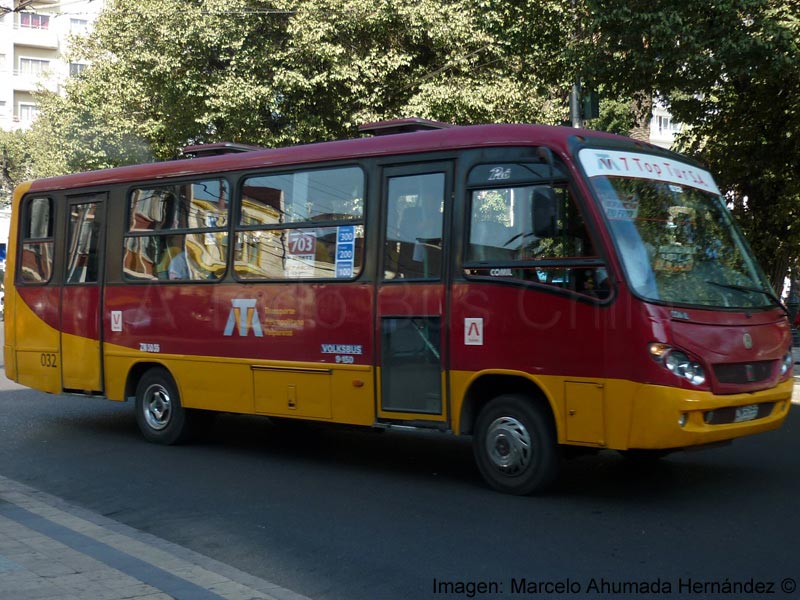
[780,352,793,377]
[649,343,706,386]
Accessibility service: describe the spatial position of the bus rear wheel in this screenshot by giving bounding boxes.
[473,394,559,495]
[135,367,191,445]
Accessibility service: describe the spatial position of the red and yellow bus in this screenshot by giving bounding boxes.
[4,119,793,494]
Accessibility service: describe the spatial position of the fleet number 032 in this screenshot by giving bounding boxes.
[41,353,58,368]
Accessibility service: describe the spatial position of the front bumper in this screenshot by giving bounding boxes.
[626,379,794,450]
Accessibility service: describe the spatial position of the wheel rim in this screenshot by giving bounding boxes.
[484,416,531,476]
[142,383,172,431]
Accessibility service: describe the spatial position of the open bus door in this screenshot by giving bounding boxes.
[376,163,452,426]
[60,195,105,393]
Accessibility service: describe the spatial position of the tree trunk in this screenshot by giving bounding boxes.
[628,91,653,142]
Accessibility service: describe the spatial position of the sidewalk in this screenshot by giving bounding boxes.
[0,475,310,600]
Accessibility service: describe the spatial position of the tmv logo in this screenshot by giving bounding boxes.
[223,299,263,337]
[596,153,620,172]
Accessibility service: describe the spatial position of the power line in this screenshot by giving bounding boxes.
[0,0,36,15]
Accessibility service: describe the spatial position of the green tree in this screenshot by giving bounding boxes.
[666,3,800,291]
[43,0,565,165]
[23,0,800,290]
[541,0,800,291]
[0,129,33,206]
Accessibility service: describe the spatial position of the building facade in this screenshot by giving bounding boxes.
[649,102,683,149]
[0,0,103,131]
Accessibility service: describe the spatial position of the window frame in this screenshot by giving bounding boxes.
[19,12,50,30]
[462,163,609,300]
[18,57,50,76]
[233,164,366,282]
[122,177,231,283]
[17,195,55,285]
[64,199,103,286]
[381,170,447,282]
[17,102,39,123]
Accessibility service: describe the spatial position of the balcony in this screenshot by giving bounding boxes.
[12,69,60,93]
[13,23,59,49]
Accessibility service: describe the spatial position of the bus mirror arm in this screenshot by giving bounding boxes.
[533,146,558,238]
[537,146,555,187]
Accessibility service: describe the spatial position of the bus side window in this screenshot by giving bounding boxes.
[124,179,230,282]
[66,203,101,284]
[465,183,608,299]
[234,166,364,281]
[19,197,54,283]
[383,173,444,280]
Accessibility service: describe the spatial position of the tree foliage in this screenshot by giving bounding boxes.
[580,0,800,291]
[8,0,799,288]
[668,2,800,291]
[0,129,32,206]
[34,0,566,164]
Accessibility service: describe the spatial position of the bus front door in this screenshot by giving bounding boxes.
[376,164,452,424]
[60,196,105,393]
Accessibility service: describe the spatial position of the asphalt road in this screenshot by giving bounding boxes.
[0,324,798,600]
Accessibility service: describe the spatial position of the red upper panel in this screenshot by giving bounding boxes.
[27,124,629,193]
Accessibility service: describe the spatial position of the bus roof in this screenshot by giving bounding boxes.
[27,123,634,193]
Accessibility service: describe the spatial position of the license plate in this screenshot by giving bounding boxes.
[734,404,759,423]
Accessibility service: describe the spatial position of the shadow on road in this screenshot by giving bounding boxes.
[1,378,796,503]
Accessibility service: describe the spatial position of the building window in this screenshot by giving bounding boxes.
[18,58,50,76]
[19,13,50,30]
[18,103,40,123]
[69,63,88,77]
[656,115,682,134]
[70,18,89,33]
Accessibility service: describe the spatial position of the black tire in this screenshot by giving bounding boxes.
[473,394,559,495]
[135,367,191,445]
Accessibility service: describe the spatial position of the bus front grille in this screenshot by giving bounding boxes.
[713,361,773,384]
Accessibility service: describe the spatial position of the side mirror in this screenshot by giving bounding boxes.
[533,187,559,238]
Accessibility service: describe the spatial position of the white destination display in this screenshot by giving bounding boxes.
[579,149,721,195]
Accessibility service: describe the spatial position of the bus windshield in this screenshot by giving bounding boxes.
[580,149,776,309]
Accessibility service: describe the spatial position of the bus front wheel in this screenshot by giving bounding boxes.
[135,367,190,445]
[473,394,559,495]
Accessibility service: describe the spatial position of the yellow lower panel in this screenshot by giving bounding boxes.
[61,332,101,392]
[254,366,332,419]
[103,343,377,426]
[9,290,60,392]
[449,369,793,451]
[16,350,61,394]
[3,345,16,381]
[565,381,606,446]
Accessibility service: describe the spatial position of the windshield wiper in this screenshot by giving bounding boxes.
[706,280,787,316]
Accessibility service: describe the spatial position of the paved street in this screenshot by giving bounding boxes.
[0,322,798,600]
[0,475,310,600]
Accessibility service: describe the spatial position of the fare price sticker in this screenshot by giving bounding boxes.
[335,225,355,278]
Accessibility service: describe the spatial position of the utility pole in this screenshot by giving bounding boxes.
[571,79,583,128]
[569,0,582,128]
